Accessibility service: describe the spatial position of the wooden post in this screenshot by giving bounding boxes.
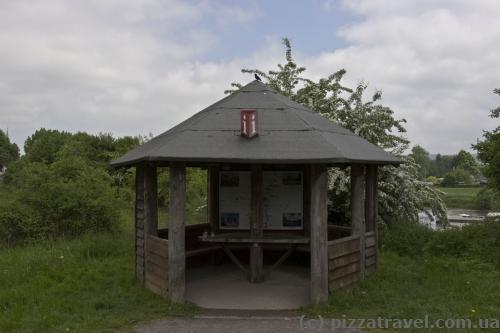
[302,165,311,238]
[365,165,378,269]
[135,163,158,283]
[310,164,329,304]
[144,164,158,236]
[365,165,377,233]
[207,165,220,233]
[250,164,264,283]
[351,165,366,279]
[168,163,186,302]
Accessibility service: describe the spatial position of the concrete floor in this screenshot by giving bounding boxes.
[185,263,310,310]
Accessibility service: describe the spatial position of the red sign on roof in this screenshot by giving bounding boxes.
[240,110,258,138]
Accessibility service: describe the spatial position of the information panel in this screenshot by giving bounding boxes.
[219,171,303,230]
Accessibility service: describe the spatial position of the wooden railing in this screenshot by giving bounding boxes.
[365,231,377,275]
[328,235,361,291]
[145,234,169,296]
[328,231,378,291]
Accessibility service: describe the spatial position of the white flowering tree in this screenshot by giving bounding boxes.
[228,38,447,224]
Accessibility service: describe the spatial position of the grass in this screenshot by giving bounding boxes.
[0,212,197,333]
[436,186,482,209]
[305,251,500,332]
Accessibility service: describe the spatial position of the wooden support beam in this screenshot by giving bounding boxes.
[351,165,366,279]
[250,164,264,283]
[135,163,158,283]
[365,165,377,232]
[365,165,378,270]
[144,164,158,236]
[168,163,186,302]
[207,165,220,233]
[302,165,311,238]
[310,164,329,304]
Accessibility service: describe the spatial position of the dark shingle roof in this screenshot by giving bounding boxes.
[111,80,401,167]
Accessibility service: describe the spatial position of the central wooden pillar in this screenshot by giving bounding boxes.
[310,164,329,304]
[250,164,264,282]
[168,163,186,302]
[351,165,366,279]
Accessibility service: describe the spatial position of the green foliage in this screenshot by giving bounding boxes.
[452,150,479,176]
[475,187,500,211]
[473,88,500,193]
[442,167,472,187]
[429,153,454,177]
[24,129,72,164]
[380,219,500,267]
[0,129,142,244]
[0,129,19,167]
[0,224,196,333]
[228,38,446,225]
[378,221,434,257]
[1,157,121,243]
[409,145,431,179]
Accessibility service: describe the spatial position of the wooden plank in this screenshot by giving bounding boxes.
[168,163,186,303]
[250,164,264,283]
[329,237,361,259]
[330,262,360,280]
[146,252,169,269]
[330,251,360,268]
[310,164,329,304]
[186,245,221,258]
[207,165,220,233]
[328,234,360,246]
[146,260,168,278]
[145,279,165,296]
[146,235,169,256]
[365,256,377,267]
[135,165,146,283]
[351,165,366,280]
[330,272,360,291]
[264,246,295,278]
[365,246,376,257]
[366,235,376,248]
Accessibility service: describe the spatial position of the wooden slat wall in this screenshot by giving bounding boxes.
[135,166,146,283]
[365,231,377,275]
[328,235,361,291]
[145,234,169,296]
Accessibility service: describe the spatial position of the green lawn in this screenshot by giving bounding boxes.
[306,251,500,332]
[0,213,196,333]
[436,186,482,209]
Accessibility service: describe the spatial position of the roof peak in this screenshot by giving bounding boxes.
[239,80,275,93]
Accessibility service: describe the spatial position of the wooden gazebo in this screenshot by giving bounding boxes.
[111,80,400,305]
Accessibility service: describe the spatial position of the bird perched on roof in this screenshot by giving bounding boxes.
[254,74,262,81]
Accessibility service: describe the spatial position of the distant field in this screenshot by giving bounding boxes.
[436,186,481,209]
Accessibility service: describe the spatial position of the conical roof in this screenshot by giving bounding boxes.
[111,80,400,167]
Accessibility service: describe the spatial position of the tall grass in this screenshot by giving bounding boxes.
[0,213,195,333]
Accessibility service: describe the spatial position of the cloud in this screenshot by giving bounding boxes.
[0,0,498,155]
[304,0,500,153]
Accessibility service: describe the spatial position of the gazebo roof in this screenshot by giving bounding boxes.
[111,80,401,167]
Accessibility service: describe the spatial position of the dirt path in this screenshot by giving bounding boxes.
[127,311,363,333]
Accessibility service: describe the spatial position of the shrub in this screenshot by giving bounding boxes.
[441,167,472,187]
[0,157,121,244]
[378,220,434,257]
[475,188,500,211]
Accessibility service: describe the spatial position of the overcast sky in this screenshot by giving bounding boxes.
[1,0,499,154]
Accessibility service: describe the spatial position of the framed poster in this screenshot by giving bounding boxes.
[218,170,303,230]
[219,171,251,229]
[263,171,303,230]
